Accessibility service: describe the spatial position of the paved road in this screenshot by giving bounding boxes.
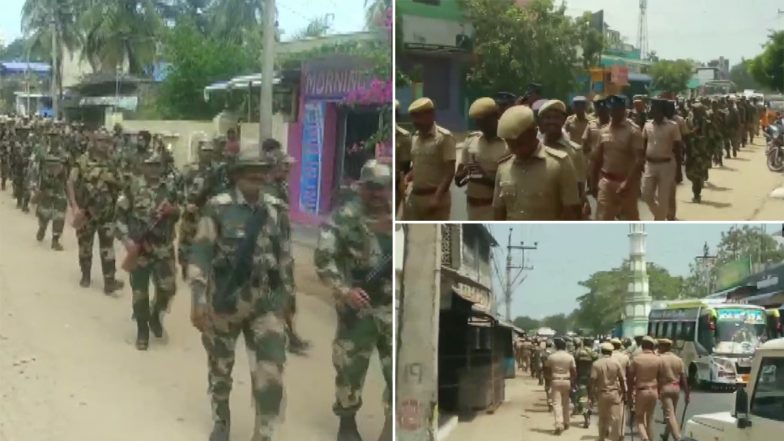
[447,134,784,221]
[0,192,385,441]
[626,389,734,441]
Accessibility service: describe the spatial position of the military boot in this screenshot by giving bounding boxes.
[104,278,124,295]
[51,237,64,251]
[79,261,91,288]
[133,302,150,351]
[36,224,45,242]
[377,415,392,441]
[149,304,164,338]
[209,421,230,441]
[337,415,363,441]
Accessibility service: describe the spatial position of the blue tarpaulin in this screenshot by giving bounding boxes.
[0,61,51,74]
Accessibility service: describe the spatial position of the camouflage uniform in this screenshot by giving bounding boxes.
[189,147,289,441]
[707,102,725,167]
[70,135,125,293]
[686,104,712,202]
[574,338,598,427]
[115,153,181,350]
[725,99,741,157]
[11,128,32,211]
[178,140,217,278]
[30,151,68,249]
[314,160,393,441]
[0,122,11,190]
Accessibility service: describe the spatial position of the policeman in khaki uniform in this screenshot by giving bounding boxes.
[658,338,690,441]
[628,336,663,441]
[590,342,627,441]
[395,100,412,211]
[544,338,577,435]
[564,96,592,148]
[641,99,682,221]
[591,95,644,220]
[455,97,509,220]
[403,97,455,220]
[492,105,582,220]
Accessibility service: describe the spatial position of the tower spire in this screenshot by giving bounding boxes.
[624,224,652,338]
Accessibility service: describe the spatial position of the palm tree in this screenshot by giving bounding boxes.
[79,0,163,75]
[292,15,332,40]
[21,0,83,116]
[364,0,390,29]
[207,0,263,44]
[154,0,209,32]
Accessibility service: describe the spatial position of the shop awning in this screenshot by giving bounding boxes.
[203,74,283,101]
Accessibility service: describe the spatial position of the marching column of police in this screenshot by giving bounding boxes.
[514,334,690,441]
[0,115,393,441]
[396,84,767,221]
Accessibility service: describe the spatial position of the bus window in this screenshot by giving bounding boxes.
[662,322,670,338]
[697,314,715,353]
[671,322,681,340]
[648,322,654,336]
[681,322,695,340]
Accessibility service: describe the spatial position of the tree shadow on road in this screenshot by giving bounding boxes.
[719,165,739,172]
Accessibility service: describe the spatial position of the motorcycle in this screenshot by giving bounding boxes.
[765,120,784,172]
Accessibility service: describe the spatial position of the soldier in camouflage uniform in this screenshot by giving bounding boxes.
[0,118,11,190]
[189,145,290,441]
[708,100,726,167]
[116,152,181,350]
[67,131,125,294]
[178,135,217,279]
[685,103,712,203]
[11,126,33,211]
[725,97,741,158]
[573,337,598,428]
[315,160,393,441]
[30,150,68,250]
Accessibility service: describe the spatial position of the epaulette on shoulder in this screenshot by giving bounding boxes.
[544,146,568,159]
[436,125,453,136]
[466,130,482,138]
[211,192,233,206]
[497,153,514,164]
[396,125,411,136]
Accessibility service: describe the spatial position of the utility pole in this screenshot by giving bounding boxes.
[397,225,440,441]
[504,228,538,322]
[695,242,717,297]
[259,0,276,143]
[50,12,58,120]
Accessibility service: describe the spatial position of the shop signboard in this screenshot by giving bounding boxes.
[299,101,325,214]
[303,57,373,101]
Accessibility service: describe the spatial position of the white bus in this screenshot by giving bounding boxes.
[648,299,767,388]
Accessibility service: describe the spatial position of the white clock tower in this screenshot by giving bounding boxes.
[623,224,652,337]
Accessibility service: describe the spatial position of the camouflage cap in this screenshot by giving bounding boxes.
[358,159,392,186]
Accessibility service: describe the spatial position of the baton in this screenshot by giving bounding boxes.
[679,399,689,429]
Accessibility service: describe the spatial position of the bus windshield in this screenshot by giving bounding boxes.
[713,308,767,355]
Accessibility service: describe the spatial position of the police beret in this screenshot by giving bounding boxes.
[572,96,587,104]
[600,342,614,352]
[642,336,656,345]
[658,338,673,346]
[408,97,434,114]
[468,97,498,119]
[497,105,536,140]
[610,338,622,346]
[495,91,518,103]
[539,99,567,115]
[607,95,626,109]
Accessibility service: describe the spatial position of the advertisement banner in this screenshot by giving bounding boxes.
[299,101,325,215]
[716,257,752,290]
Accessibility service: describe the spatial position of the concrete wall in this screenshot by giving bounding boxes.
[108,114,290,168]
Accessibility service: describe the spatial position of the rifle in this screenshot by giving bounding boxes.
[121,213,168,272]
[212,207,267,314]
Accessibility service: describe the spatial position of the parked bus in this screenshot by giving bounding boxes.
[648,299,766,388]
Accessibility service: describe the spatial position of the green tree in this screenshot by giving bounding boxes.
[157,19,254,119]
[0,37,48,61]
[459,0,585,100]
[575,261,685,334]
[542,313,573,335]
[730,60,765,91]
[649,59,694,94]
[293,15,332,40]
[207,0,263,44]
[79,0,164,74]
[155,0,210,33]
[575,11,604,69]
[749,31,784,93]
[364,0,391,30]
[513,315,541,331]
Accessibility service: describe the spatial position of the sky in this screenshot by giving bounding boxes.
[0,0,368,45]
[564,0,784,66]
[485,223,779,320]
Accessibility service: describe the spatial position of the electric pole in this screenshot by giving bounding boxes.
[695,242,717,297]
[259,0,276,143]
[50,12,58,120]
[503,228,538,322]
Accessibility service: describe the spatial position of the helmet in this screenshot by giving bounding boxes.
[358,160,392,187]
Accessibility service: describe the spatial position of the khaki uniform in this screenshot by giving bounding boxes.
[395,125,412,209]
[545,350,576,431]
[659,352,685,440]
[670,115,690,219]
[544,136,587,185]
[595,121,643,220]
[565,114,591,148]
[457,132,508,220]
[492,143,581,220]
[591,356,626,441]
[404,124,455,220]
[641,120,681,220]
[629,351,663,441]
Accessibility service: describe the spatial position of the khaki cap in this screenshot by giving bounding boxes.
[538,99,567,115]
[642,336,656,345]
[395,99,400,110]
[600,342,614,352]
[408,97,434,114]
[497,105,535,140]
[468,97,498,119]
[658,338,673,346]
[609,338,622,346]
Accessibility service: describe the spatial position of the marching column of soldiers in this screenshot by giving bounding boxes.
[397,86,767,221]
[0,114,393,441]
[514,334,690,441]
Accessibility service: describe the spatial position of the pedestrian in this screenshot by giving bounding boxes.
[115,152,180,350]
[544,337,577,435]
[628,336,663,441]
[395,100,412,213]
[402,97,455,220]
[538,99,590,218]
[189,145,289,441]
[641,99,682,221]
[658,338,690,441]
[590,95,644,220]
[492,105,581,220]
[564,96,592,148]
[314,160,393,441]
[685,103,713,203]
[518,82,543,107]
[454,97,509,220]
[66,130,125,294]
[590,342,626,441]
[30,152,68,250]
[708,100,726,166]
